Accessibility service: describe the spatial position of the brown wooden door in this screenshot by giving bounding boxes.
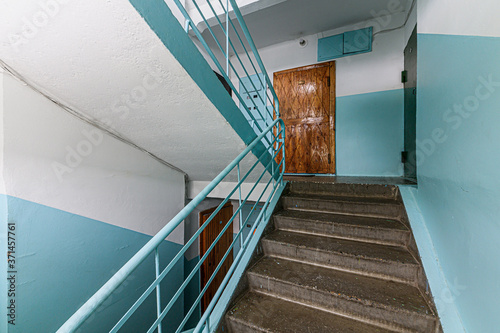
[199,203,233,312]
[274,62,336,174]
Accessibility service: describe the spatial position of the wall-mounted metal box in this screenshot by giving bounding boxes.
[318,27,373,62]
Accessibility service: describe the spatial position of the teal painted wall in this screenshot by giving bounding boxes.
[414,34,500,332]
[183,256,201,330]
[336,89,404,176]
[2,195,184,333]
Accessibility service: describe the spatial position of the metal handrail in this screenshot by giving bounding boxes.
[174,0,280,137]
[57,119,285,333]
[57,1,284,331]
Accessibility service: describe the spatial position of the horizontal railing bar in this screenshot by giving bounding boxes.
[175,170,276,333]
[146,147,283,333]
[174,174,278,333]
[216,0,277,116]
[202,1,271,118]
[149,142,284,332]
[171,0,271,142]
[109,129,283,332]
[239,152,282,227]
[228,0,280,116]
[56,120,283,333]
[194,168,284,333]
[190,0,227,57]
[176,0,276,138]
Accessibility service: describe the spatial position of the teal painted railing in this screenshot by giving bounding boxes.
[57,120,285,333]
[56,3,284,331]
[175,0,280,140]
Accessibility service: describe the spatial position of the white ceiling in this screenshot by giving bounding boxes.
[0,0,259,181]
[201,0,411,54]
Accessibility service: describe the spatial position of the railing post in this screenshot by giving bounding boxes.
[204,318,210,333]
[237,163,243,248]
[225,0,229,75]
[281,124,285,184]
[155,247,162,333]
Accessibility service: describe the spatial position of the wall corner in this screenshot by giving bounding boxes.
[398,186,466,333]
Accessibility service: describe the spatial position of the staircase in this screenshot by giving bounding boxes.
[224,181,442,333]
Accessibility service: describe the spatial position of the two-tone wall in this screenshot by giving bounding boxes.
[401,1,500,332]
[0,70,186,332]
[230,8,412,176]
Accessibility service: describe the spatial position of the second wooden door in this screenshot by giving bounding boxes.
[199,203,233,313]
[274,62,336,174]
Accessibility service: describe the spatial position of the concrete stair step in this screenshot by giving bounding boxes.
[274,210,410,246]
[289,182,398,200]
[262,230,421,284]
[282,193,403,219]
[226,291,395,333]
[248,257,438,333]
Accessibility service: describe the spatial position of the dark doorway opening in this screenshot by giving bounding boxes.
[403,26,417,180]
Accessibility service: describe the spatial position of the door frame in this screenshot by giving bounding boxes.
[273,61,336,174]
[198,202,233,312]
[403,26,417,180]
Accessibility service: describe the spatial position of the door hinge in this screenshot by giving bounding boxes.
[401,151,408,163]
[401,70,408,83]
[327,77,331,86]
[328,153,331,164]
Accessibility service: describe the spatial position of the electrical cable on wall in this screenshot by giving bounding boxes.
[373,0,416,38]
[0,58,188,177]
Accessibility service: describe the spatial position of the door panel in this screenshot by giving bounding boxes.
[199,203,233,313]
[404,26,417,179]
[274,62,335,174]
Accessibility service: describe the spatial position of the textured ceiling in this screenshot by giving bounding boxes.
[200,0,411,55]
[0,0,262,181]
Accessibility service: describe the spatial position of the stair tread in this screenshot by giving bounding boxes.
[275,210,408,231]
[228,291,394,333]
[249,257,433,316]
[284,192,400,206]
[263,230,418,265]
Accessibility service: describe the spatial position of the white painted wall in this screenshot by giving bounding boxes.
[418,0,500,37]
[404,0,417,44]
[188,180,273,202]
[230,11,409,98]
[1,71,186,243]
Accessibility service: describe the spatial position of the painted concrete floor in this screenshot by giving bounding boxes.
[284,175,417,185]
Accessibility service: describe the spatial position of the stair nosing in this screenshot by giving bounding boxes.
[262,233,420,267]
[274,212,410,232]
[249,290,411,333]
[227,315,268,333]
[229,290,404,333]
[247,268,435,320]
[283,194,401,206]
[284,206,403,220]
[265,253,419,286]
[275,227,407,247]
